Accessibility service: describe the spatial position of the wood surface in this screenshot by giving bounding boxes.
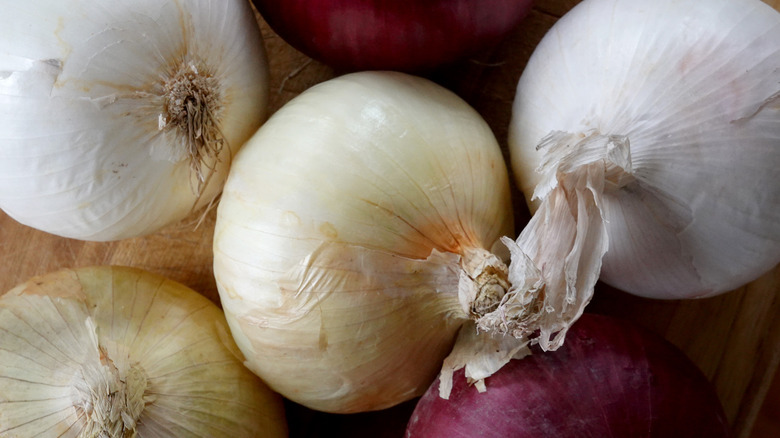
[1,1,778,437]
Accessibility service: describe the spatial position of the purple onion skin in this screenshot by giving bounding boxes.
[406,314,732,438]
[252,0,534,72]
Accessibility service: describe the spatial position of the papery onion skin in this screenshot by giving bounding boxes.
[406,314,731,438]
[508,0,780,299]
[252,0,534,72]
[213,71,514,413]
[0,0,269,241]
[0,266,287,437]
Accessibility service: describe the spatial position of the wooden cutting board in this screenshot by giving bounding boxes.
[1,1,777,437]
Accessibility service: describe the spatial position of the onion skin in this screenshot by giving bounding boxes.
[406,314,731,438]
[252,0,534,72]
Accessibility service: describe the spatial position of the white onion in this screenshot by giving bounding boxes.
[0,0,269,241]
[509,0,780,300]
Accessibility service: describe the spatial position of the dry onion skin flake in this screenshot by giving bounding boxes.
[0,0,270,241]
[0,266,287,437]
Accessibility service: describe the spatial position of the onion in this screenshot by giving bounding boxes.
[508,0,780,301]
[0,266,288,437]
[0,0,269,241]
[407,314,731,438]
[213,71,515,413]
[251,0,534,72]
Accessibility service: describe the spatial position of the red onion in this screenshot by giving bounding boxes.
[406,314,731,438]
[252,0,534,72]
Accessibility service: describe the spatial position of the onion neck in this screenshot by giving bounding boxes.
[440,130,632,398]
[458,248,510,316]
[462,131,633,350]
[158,59,224,193]
[72,346,150,438]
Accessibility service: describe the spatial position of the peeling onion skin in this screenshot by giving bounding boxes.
[213,71,514,413]
[508,0,780,299]
[0,266,288,437]
[406,314,731,438]
[252,0,534,72]
[0,0,269,241]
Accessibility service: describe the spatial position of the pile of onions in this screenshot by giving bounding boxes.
[0,266,287,437]
[213,0,780,410]
[406,313,731,438]
[0,0,269,241]
[252,0,534,72]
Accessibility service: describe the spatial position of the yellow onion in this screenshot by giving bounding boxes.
[213,71,515,413]
[0,266,287,437]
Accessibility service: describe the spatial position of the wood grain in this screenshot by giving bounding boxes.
[1,1,777,437]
